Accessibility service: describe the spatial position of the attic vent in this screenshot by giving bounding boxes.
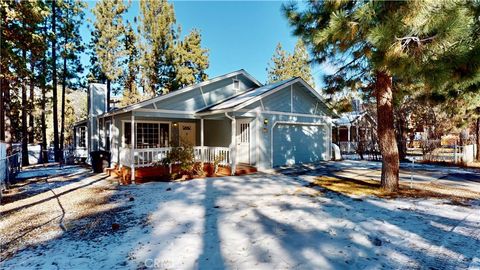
[233,79,240,90]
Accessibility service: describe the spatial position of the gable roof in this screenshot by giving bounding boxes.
[334,111,376,126]
[198,78,296,112]
[100,69,262,117]
[198,77,336,116]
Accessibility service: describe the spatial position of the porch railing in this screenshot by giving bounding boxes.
[120,146,230,168]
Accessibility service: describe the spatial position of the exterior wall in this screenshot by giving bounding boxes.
[236,83,332,169]
[204,119,231,147]
[254,113,331,170]
[151,74,256,111]
[87,84,107,153]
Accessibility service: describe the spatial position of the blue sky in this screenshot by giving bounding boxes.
[81,1,329,90]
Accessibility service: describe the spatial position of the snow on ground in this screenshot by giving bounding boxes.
[1,165,480,269]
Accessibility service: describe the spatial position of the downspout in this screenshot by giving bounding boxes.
[225,112,236,175]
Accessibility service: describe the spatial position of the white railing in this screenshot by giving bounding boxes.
[339,141,357,153]
[120,146,231,168]
[194,147,230,166]
[73,148,88,158]
[134,147,171,167]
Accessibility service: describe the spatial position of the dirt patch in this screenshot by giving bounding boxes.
[310,175,480,203]
[0,172,123,262]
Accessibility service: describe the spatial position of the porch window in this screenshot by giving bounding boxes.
[124,122,169,148]
[77,127,86,148]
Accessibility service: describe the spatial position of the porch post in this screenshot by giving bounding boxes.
[230,118,236,175]
[131,114,135,183]
[200,118,204,162]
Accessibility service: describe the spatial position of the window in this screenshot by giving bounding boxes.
[124,122,170,148]
[77,127,86,148]
[233,79,240,90]
[136,123,159,148]
[124,122,131,145]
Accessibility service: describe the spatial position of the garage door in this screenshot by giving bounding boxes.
[273,124,327,167]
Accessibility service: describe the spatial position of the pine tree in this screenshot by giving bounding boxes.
[284,1,480,191]
[138,0,176,95]
[86,29,107,84]
[51,0,61,161]
[92,0,127,111]
[267,43,289,83]
[173,29,209,89]
[139,0,209,95]
[267,40,314,87]
[59,0,85,151]
[119,21,142,107]
[2,0,47,165]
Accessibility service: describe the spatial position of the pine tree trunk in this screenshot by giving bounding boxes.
[29,58,35,144]
[476,117,480,161]
[106,79,111,111]
[51,0,60,162]
[41,81,48,163]
[396,113,408,161]
[375,71,399,192]
[60,53,67,151]
[0,6,4,142]
[40,21,48,164]
[0,78,4,142]
[21,45,29,166]
[3,79,12,155]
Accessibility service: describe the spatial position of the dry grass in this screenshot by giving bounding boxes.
[311,176,480,204]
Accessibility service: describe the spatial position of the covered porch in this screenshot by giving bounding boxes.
[99,109,251,182]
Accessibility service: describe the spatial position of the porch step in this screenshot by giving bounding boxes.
[235,164,257,176]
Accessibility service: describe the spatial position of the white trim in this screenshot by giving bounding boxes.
[260,99,265,111]
[136,108,196,114]
[99,70,262,117]
[131,115,135,182]
[153,102,158,109]
[233,78,240,91]
[260,110,331,121]
[314,102,318,115]
[224,112,236,175]
[199,86,208,107]
[200,119,204,148]
[270,121,328,168]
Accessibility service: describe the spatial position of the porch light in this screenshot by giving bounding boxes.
[263,119,269,126]
[173,122,178,127]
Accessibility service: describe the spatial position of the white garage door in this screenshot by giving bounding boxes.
[273,124,327,167]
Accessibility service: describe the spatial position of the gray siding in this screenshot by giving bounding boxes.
[292,85,317,114]
[204,119,231,147]
[151,74,256,112]
[261,86,291,112]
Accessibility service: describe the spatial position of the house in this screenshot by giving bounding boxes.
[73,70,334,181]
[332,111,377,154]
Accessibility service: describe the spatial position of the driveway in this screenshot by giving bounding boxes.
[278,160,480,193]
[2,164,480,269]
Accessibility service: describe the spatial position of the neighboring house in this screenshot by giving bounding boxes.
[73,70,334,180]
[333,111,377,154]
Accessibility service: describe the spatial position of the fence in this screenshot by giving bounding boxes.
[0,143,21,191]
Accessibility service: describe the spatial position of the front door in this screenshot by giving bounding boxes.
[179,122,196,146]
[236,119,251,164]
